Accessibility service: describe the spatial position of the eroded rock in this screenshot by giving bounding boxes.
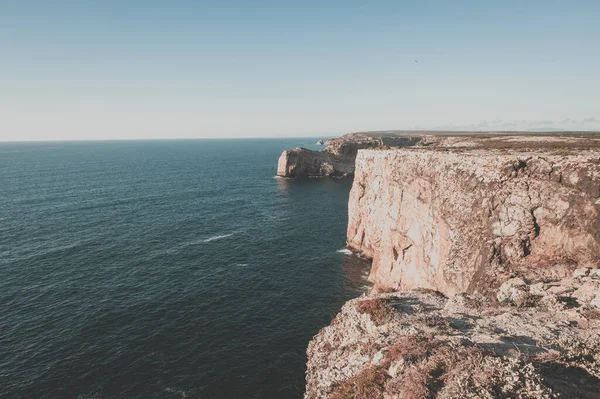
[276,133,426,178]
[346,137,600,295]
[306,134,600,398]
[276,147,353,178]
[306,287,600,399]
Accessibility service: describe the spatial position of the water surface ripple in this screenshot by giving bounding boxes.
[0,139,370,398]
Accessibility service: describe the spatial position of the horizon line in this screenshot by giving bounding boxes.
[2,129,600,144]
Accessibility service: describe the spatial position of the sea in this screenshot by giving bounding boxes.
[0,139,371,399]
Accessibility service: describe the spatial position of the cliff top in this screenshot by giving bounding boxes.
[374,134,600,151]
[339,130,600,140]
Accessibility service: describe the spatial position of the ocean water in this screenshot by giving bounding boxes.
[0,139,371,398]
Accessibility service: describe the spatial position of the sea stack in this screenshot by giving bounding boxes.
[276,132,426,178]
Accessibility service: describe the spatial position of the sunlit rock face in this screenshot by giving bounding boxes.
[276,147,354,178]
[347,136,600,295]
[306,134,600,399]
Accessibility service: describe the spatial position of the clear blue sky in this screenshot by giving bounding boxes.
[2,0,600,140]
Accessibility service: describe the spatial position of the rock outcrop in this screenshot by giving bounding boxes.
[347,135,600,295]
[276,146,356,178]
[306,275,600,399]
[306,133,600,398]
[276,133,426,178]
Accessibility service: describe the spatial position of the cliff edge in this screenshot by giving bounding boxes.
[276,133,426,178]
[306,277,600,399]
[306,134,600,398]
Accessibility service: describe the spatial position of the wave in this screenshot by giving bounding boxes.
[336,248,353,255]
[150,232,238,256]
[203,233,234,242]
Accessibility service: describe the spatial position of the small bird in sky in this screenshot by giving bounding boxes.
[415,60,419,63]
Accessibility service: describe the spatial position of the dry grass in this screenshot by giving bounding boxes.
[356,298,396,326]
[330,335,560,399]
[531,349,562,364]
[321,342,333,354]
[440,351,554,398]
[359,340,378,356]
[385,336,550,398]
[422,315,453,330]
[389,342,475,399]
[385,335,437,365]
[331,336,449,399]
[330,367,387,399]
[582,308,600,320]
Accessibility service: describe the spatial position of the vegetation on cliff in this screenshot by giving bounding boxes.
[306,134,600,398]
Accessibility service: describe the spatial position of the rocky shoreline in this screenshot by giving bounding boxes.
[306,275,600,399]
[276,132,427,178]
[301,132,600,398]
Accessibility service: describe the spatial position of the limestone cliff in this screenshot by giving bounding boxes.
[305,134,600,398]
[347,135,600,295]
[276,147,355,178]
[276,133,426,178]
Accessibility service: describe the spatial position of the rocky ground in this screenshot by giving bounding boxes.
[306,267,600,398]
[304,133,600,398]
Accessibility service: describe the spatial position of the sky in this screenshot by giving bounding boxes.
[1,0,600,141]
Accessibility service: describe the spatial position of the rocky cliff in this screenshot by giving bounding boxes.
[347,135,600,295]
[306,134,600,398]
[306,274,600,399]
[276,133,426,178]
[276,146,356,178]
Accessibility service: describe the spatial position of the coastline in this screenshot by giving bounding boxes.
[298,131,600,398]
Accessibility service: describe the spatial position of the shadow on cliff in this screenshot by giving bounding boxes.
[536,362,600,399]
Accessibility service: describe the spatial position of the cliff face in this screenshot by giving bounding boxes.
[276,134,425,178]
[305,134,600,398]
[347,136,600,295]
[276,147,355,178]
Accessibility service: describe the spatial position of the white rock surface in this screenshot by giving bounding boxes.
[347,138,600,294]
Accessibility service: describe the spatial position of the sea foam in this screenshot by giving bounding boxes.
[203,233,234,242]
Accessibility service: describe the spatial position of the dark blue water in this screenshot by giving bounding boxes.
[0,139,370,398]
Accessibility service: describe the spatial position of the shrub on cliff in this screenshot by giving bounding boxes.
[329,366,387,399]
[356,298,395,326]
